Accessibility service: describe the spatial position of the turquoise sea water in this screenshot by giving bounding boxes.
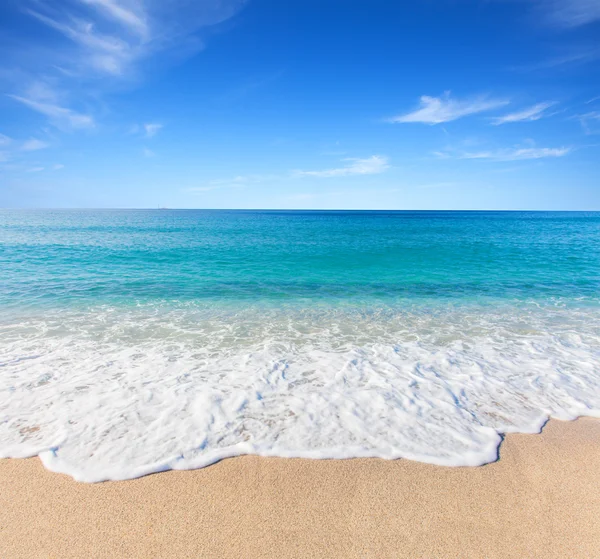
[1,210,600,481]
[2,210,600,309]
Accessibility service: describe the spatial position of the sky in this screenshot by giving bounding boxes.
[0,0,599,210]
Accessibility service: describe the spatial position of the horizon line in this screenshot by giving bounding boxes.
[1,208,599,212]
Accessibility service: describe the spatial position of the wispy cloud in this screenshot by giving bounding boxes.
[491,102,557,125]
[541,0,600,28]
[52,163,65,170]
[8,95,95,130]
[26,8,134,76]
[515,49,600,72]
[6,2,246,133]
[390,93,509,125]
[294,155,390,177]
[436,145,571,162]
[144,123,163,138]
[184,156,390,195]
[185,174,278,193]
[128,122,163,138]
[26,166,46,173]
[0,134,12,147]
[21,0,247,79]
[21,138,51,151]
[81,0,149,37]
[574,111,600,134]
[142,147,155,158]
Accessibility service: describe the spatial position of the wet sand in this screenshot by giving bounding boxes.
[1,418,599,558]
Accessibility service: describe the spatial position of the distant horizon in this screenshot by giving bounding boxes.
[2,207,600,213]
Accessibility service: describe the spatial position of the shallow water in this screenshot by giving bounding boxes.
[1,210,599,481]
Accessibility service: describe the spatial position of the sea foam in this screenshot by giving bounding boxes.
[1,302,599,482]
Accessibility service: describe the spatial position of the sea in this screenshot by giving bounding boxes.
[1,209,599,482]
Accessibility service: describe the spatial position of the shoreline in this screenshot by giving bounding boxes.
[2,418,600,558]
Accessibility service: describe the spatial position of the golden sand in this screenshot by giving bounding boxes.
[1,418,599,558]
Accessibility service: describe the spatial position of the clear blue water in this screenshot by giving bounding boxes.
[2,210,600,310]
[1,210,599,481]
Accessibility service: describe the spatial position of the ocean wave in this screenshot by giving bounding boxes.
[1,303,599,482]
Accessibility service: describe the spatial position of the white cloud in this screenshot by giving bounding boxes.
[8,95,95,130]
[5,1,246,138]
[143,147,155,157]
[453,146,571,161]
[542,0,600,27]
[0,133,12,147]
[26,167,45,173]
[80,0,149,37]
[22,0,247,78]
[390,93,509,125]
[491,102,557,125]
[185,174,273,193]
[211,175,255,185]
[577,111,600,120]
[21,138,51,151]
[575,111,600,134]
[144,123,163,138]
[184,158,390,195]
[53,164,65,170]
[515,49,600,71]
[294,155,390,177]
[26,9,134,76]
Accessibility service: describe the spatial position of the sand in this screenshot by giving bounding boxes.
[1,418,600,558]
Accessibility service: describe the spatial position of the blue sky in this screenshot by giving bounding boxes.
[0,0,599,209]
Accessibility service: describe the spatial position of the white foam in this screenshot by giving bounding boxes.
[1,303,599,482]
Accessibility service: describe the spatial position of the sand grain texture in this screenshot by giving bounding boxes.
[1,418,600,558]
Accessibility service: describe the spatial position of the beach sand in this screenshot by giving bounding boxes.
[1,418,599,558]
